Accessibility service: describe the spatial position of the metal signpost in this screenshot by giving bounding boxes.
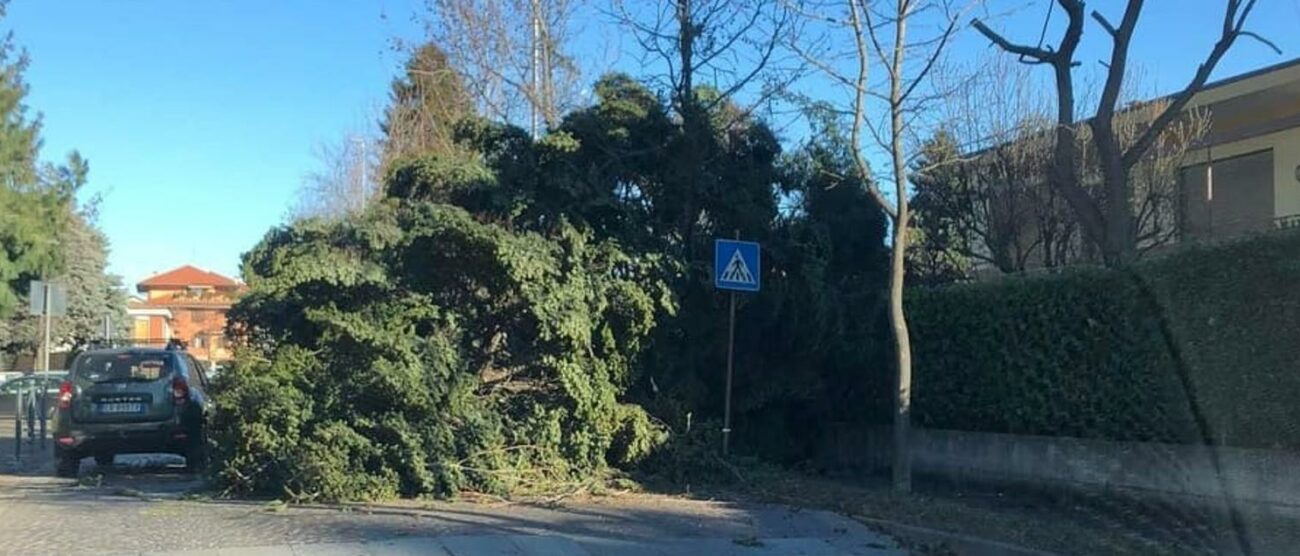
[714,237,760,455]
[15,280,66,460]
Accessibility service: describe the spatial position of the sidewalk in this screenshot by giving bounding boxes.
[0,417,55,475]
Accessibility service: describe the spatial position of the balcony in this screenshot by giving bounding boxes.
[1276,214,1300,231]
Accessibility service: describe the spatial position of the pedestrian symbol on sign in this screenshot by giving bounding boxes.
[714,239,760,293]
[720,250,755,285]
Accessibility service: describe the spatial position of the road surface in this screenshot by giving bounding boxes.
[1,419,904,556]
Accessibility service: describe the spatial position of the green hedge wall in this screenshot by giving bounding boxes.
[1139,232,1300,449]
[907,230,1300,449]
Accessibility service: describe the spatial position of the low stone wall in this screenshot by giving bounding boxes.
[823,425,1300,511]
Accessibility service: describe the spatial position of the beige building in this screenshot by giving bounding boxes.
[1178,58,1300,239]
[963,57,1300,276]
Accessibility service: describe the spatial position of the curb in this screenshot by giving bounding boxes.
[852,515,1061,556]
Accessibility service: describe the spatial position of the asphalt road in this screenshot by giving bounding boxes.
[0,419,905,556]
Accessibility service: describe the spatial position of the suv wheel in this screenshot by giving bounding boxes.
[94,453,115,467]
[56,454,80,478]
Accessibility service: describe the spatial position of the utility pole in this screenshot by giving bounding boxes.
[352,136,368,212]
[530,0,542,139]
[1206,146,1214,237]
[361,137,368,210]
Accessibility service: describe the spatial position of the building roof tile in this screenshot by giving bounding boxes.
[137,265,240,291]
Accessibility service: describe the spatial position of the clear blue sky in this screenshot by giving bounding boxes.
[8,0,425,286]
[7,1,1300,288]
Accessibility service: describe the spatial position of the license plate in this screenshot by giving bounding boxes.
[97,402,145,414]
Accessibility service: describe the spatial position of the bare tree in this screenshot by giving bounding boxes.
[911,59,1210,277]
[974,0,1276,265]
[421,0,584,134]
[791,0,965,492]
[611,0,797,116]
[380,42,474,171]
[920,56,1066,273]
[1081,98,1211,255]
[612,0,799,252]
[289,134,379,222]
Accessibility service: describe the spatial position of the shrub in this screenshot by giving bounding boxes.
[906,230,1300,449]
[212,202,670,501]
[1138,231,1300,448]
[908,269,1197,443]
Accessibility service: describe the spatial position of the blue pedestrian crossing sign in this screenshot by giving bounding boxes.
[714,239,760,292]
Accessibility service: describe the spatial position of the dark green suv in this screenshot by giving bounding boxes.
[53,346,212,477]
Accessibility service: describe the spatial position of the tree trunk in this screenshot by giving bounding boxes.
[1048,59,1106,256]
[1099,144,1136,265]
[889,204,913,493]
[676,0,700,257]
[888,3,912,495]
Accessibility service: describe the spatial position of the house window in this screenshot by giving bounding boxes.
[193,336,205,348]
[1180,149,1274,240]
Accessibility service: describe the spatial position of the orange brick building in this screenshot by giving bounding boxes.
[126,265,243,362]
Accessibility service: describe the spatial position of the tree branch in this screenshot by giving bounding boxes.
[1122,0,1264,169]
[863,1,897,79]
[1090,10,1117,38]
[971,19,1052,62]
[702,5,788,113]
[847,0,897,220]
[1093,0,1144,136]
[900,12,959,104]
[1239,31,1282,55]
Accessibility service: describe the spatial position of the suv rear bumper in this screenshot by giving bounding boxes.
[54,419,195,457]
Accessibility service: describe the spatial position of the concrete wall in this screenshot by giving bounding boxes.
[826,426,1300,512]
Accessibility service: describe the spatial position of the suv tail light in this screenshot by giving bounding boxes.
[57,380,73,409]
[172,376,189,406]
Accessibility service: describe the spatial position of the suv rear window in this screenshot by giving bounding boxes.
[75,352,176,383]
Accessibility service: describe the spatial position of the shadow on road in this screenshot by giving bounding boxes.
[1,417,205,499]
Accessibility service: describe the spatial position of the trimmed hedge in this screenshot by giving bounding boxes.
[907,230,1300,449]
[1140,232,1300,449]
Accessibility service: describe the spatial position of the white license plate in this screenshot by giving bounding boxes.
[97,402,145,414]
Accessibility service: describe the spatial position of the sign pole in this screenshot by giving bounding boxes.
[13,384,20,461]
[42,281,51,373]
[713,233,759,457]
[39,281,51,447]
[722,230,741,456]
[723,289,736,456]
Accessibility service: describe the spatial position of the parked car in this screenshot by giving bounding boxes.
[0,373,65,419]
[52,346,211,477]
